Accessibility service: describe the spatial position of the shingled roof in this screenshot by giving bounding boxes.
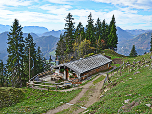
[54,54,112,74]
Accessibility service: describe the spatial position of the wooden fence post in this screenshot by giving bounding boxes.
[120,66,121,76]
[107,73,109,82]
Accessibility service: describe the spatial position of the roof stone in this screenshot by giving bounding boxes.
[54,54,112,74]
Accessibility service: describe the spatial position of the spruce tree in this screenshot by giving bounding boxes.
[95,18,102,53]
[74,22,85,44]
[36,46,45,74]
[24,33,37,81]
[101,19,109,49]
[129,45,137,57]
[0,60,4,87]
[74,22,85,58]
[64,13,75,54]
[107,24,118,51]
[86,13,95,47]
[7,19,25,87]
[150,34,152,52]
[107,15,118,51]
[55,34,66,63]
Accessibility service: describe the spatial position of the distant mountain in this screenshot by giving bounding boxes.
[0,32,9,51]
[35,35,59,59]
[0,24,11,33]
[23,33,39,40]
[125,29,151,36]
[0,24,49,34]
[117,31,152,56]
[0,32,44,63]
[116,27,135,42]
[22,26,49,34]
[40,30,64,37]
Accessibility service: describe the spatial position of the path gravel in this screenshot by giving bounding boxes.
[44,73,107,114]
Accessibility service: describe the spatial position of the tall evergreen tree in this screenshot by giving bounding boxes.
[86,13,95,47]
[7,19,25,87]
[95,18,102,53]
[55,34,66,63]
[109,15,115,33]
[36,46,45,74]
[64,13,75,54]
[101,19,109,49]
[107,15,118,51]
[0,60,4,87]
[24,33,37,81]
[74,22,85,58]
[107,24,118,50]
[129,45,137,57]
[74,22,85,44]
[150,34,152,52]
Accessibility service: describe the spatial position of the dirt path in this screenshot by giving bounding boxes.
[44,73,106,114]
[72,75,106,114]
[42,67,117,114]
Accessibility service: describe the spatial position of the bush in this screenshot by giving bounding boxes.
[69,75,74,78]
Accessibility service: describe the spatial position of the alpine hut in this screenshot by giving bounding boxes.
[53,54,112,81]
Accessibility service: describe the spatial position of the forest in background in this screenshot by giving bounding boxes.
[55,13,118,63]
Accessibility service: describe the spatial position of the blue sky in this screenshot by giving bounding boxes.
[0,0,152,31]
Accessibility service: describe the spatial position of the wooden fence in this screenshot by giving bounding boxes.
[103,58,152,85]
[26,81,72,91]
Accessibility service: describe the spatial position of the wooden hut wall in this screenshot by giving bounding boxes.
[81,63,109,80]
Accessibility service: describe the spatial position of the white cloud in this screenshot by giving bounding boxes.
[46,0,85,4]
[92,0,152,10]
[0,1,152,30]
[46,0,70,4]
[0,0,32,7]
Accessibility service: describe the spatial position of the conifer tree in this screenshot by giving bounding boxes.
[86,13,95,47]
[7,19,25,87]
[55,34,66,63]
[150,34,152,52]
[74,22,85,44]
[101,19,109,49]
[36,46,45,74]
[24,33,37,81]
[107,15,118,51]
[0,60,4,87]
[64,13,75,54]
[74,22,85,58]
[95,18,102,53]
[129,45,137,57]
[107,24,118,51]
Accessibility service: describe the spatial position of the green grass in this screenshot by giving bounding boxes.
[82,53,152,114]
[101,49,125,58]
[0,87,25,109]
[111,63,121,67]
[0,88,82,114]
[93,75,105,85]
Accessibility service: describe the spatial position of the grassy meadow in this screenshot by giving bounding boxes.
[0,87,82,114]
[82,52,152,113]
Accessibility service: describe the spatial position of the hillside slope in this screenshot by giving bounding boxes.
[83,53,152,114]
[116,27,135,42]
[35,35,59,59]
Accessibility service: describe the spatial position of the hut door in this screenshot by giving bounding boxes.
[66,69,68,80]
